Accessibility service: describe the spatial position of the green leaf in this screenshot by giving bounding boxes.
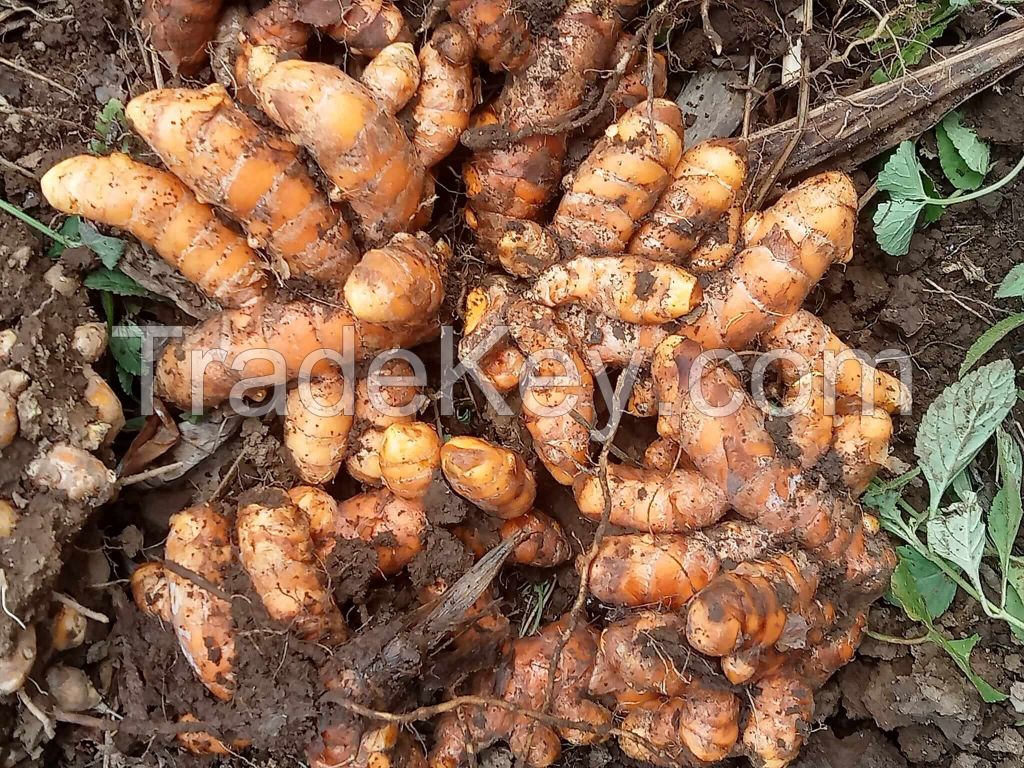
[1006,565,1024,642]
[926,493,985,586]
[996,264,1024,299]
[46,216,80,259]
[990,428,1023,580]
[77,220,125,268]
[874,199,926,256]
[890,558,931,624]
[897,546,958,619]
[960,313,1024,376]
[95,98,125,138]
[915,360,1018,512]
[941,111,990,175]
[110,323,143,379]
[865,484,907,536]
[83,268,153,298]
[936,633,1007,703]
[877,142,928,199]
[936,120,985,191]
[921,175,946,225]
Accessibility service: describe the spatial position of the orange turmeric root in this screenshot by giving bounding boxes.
[143,0,224,75]
[453,509,572,568]
[176,713,252,757]
[583,523,774,609]
[741,612,866,768]
[506,299,596,485]
[154,296,438,409]
[126,85,360,284]
[447,0,531,72]
[428,618,612,768]
[405,23,475,168]
[683,172,858,350]
[618,682,741,765]
[557,304,674,370]
[685,551,820,657]
[460,278,528,392]
[573,462,728,533]
[763,309,910,413]
[236,491,348,643]
[234,0,311,101]
[440,436,537,519]
[588,610,693,698]
[628,139,748,264]
[41,153,267,307]
[550,99,684,254]
[332,488,427,575]
[361,42,421,114]
[651,336,897,594]
[527,256,702,325]
[832,405,893,495]
[27,444,117,506]
[284,375,355,485]
[343,233,445,325]
[313,0,413,56]
[379,422,442,499]
[247,49,427,244]
[130,562,172,622]
[165,504,235,701]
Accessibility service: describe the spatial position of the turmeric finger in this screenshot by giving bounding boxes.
[465,210,561,277]
[583,523,774,609]
[628,139,748,263]
[642,437,690,474]
[27,444,116,506]
[319,0,412,56]
[685,551,820,657]
[407,23,474,168]
[379,422,441,499]
[448,0,531,72]
[832,406,893,495]
[236,491,348,643]
[527,256,702,325]
[284,375,355,485]
[155,296,437,410]
[361,42,420,114]
[343,233,445,325]
[41,153,267,307]
[440,436,537,519]
[332,488,427,574]
[589,610,692,698]
[741,673,815,768]
[176,713,252,756]
[460,278,528,392]
[83,367,124,447]
[556,304,674,370]
[355,358,423,429]
[573,463,728,533]
[127,85,360,284]
[763,309,909,413]
[0,626,36,696]
[551,99,684,254]
[506,299,595,485]
[247,51,426,244]
[234,0,310,101]
[165,504,235,701]
[684,172,858,350]
[143,0,224,75]
[130,562,172,622]
[780,372,835,469]
[499,510,571,567]
[618,684,740,765]
[0,389,19,450]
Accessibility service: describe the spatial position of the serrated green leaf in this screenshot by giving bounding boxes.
[937,633,1007,702]
[915,360,1018,512]
[926,493,985,586]
[996,264,1024,299]
[890,558,931,624]
[990,428,1023,580]
[897,546,958,619]
[937,121,985,191]
[877,142,928,199]
[960,313,1024,376]
[110,323,143,378]
[46,216,81,259]
[874,199,926,256]
[941,111,990,175]
[77,220,125,268]
[83,268,153,298]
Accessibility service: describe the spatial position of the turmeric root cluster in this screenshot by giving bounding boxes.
[35,3,906,768]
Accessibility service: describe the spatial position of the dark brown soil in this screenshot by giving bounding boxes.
[2,0,1024,767]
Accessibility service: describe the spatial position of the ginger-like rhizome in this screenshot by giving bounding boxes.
[14,1,902,767]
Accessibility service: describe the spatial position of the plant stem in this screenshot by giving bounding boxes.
[865,630,931,645]
[0,197,78,248]
[924,154,1024,206]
